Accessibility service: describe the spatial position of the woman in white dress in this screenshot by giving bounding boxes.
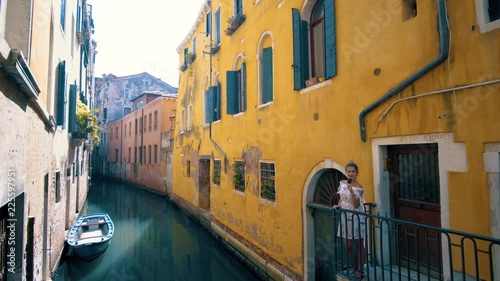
[332,161,367,279]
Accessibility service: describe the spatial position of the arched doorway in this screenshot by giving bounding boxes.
[303,159,346,281]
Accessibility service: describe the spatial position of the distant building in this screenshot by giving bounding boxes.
[93,72,177,175]
[106,92,177,194]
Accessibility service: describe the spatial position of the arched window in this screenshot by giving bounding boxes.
[292,0,337,90]
[257,32,274,106]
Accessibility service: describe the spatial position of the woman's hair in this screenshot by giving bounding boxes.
[345,161,359,172]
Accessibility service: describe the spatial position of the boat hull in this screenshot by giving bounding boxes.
[66,213,114,261]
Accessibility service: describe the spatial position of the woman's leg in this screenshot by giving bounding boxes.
[354,239,367,277]
[343,238,354,269]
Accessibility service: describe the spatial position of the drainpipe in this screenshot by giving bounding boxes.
[206,0,228,172]
[359,0,450,142]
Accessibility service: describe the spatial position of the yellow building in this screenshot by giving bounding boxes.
[173,0,500,280]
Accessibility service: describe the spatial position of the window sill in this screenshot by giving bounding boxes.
[259,197,276,206]
[299,79,331,95]
[478,20,500,33]
[233,112,245,118]
[257,101,274,109]
[233,189,245,196]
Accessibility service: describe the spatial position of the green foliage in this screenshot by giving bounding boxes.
[212,170,221,185]
[76,99,100,145]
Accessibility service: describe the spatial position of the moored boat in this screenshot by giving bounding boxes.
[66,213,114,261]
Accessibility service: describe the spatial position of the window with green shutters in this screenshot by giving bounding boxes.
[292,0,337,91]
[56,61,67,127]
[214,9,221,45]
[206,11,212,36]
[68,84,77,133]
[205,83,221,123]
[226,62,246,115]
[262,47,273,104]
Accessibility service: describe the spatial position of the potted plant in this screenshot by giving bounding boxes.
[185,52,196,65]
[225,14,246,36]
[74,99,100,146]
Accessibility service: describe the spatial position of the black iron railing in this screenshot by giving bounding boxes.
[308,203,500,281]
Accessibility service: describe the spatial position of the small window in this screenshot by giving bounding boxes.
[234,160,245,192]
[187,160,191,177]
[144,116,147,132]
[148,146,152,164]
[154,145,158,164]
[128,148,131,163]
[180,108,185,133]
[134,147,137,163]
[55,171,61,203]
[403,0,417,21]
[139,147,142,164]
[124,124,127,137]
[187,104,193,130]
[110,128,113,140]
[213,160,221,185]
[124,107,131,116]
[260,162,275,202]
[60,0,66,30]
[149,113,152,131]
[129,121,132,136]
[215,8,221,45]
[154,111,158,130]
[115,149,118,162]
[139,117,143,133]
[475,0,500,33]
[206,12,212,36]
[143,146,146,163]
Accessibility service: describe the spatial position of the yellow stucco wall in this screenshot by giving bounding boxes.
[173,0,499,279]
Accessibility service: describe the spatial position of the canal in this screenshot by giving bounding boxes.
[54,179,260,281]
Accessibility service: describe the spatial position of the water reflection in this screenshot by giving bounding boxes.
[54,179,258,281]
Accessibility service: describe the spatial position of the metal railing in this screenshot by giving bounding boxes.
[307,203,500,281]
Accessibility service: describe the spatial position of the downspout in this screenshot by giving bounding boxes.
[206,0,228,172]
[359,0,450,142]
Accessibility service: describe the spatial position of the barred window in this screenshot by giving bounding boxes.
[234,160,245,192]
[260,162,275,201]
[213,159,221,185]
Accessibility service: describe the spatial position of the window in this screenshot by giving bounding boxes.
[206,11,212,36]
[402,0,417,21]
[110,128,113,139]
[154,145,158,164]
[258,34,274,106]
[144,116,147,132]
[154,111,158,129]
[292,0,337,90]
[56,61,67,127]
[115,149,118,162]
[215,8,221,45]
[128,148,131,163]
[55,171,61,203]
[226,62,246,115]
[206,83,222,122]
[180,108,185,133]
[143,146,146,163]
[187,104,193,130]
[187,160,191,177]
[475,0,500,33]
[213,160,221,185]
[135,118,138,134]
[134,147,137,163]
[234,160,245,192]
[60,0,66,30]
[148,146,152,164]
[139,146,142,164]
[140,117,143,133]
[103,107,107,121]
[235,0,243,16]
[129,121,132,136]
[124,124,127,137]
[149,113,152,131]
[260,162,275,201]
[124,107,131,116]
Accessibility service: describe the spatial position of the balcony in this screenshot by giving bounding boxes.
[225,14,246,36]
[308,203,500,281]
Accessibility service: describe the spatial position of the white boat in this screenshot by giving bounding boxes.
[66,213,114,261]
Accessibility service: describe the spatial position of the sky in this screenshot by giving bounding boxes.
[88,0,206,88]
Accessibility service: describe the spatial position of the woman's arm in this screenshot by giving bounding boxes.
[351,188,364,209]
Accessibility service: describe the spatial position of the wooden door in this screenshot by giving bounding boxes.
[388,144,441,271]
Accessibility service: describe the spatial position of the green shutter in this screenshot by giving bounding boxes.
[263,47,273,103]
[324,0,337,79]
[207,12,212,35]
[215,83,221,121]
[207,86,216,123]
[56,61,66,126]
[204,90,210,122]
[68,85,77,133]
[240,62,246,112]
[292,9,309,91]
[226,71,238,114]
[183,48,188,66]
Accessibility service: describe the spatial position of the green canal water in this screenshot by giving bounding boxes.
[54,179,260,281]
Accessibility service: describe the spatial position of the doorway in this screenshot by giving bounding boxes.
[388,143,441,271]
[198,159,211,210]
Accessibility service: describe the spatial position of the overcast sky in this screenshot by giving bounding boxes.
[88,0,206,88]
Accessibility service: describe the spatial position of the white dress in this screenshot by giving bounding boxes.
[337,181,366,240]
